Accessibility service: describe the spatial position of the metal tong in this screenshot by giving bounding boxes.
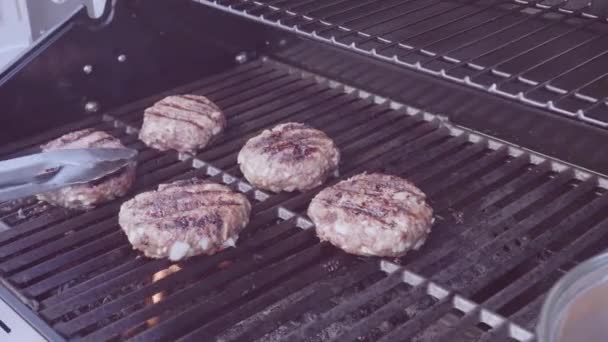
[0,148,137,202]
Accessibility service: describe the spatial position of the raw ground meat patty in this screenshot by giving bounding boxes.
[37,129,136,210]
[237,122,340,192]
[307,173,433,257]
[118,178,251,261]
[138,94,226,153]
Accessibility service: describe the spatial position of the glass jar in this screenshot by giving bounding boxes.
[537,252,608,342]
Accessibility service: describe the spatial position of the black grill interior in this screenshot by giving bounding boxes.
[1,59,607,341]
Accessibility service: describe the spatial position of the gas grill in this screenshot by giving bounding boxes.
[1,0,608,341]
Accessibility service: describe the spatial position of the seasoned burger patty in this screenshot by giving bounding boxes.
[139,94,226,153]
[237,123,340,192]
[37,129,136,210]
[307,173,433,257]
[119,178,251,261]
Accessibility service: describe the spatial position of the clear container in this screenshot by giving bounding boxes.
[537,252,608,342]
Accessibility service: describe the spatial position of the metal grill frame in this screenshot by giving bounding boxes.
[193,0,608,129]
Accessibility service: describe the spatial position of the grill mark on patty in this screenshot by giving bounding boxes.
[348,176,426,199]
[259,134,333,161]
[261,140,319,160]
[158,179,216,189]
[314,198,395,228]
[136,189,247,219]
[256,134,329,150]
[323,187,428,221]
[156,101,221,125]
[145,110,209,131]
[145,197,245,217]
[160,188,234,197]
[250,125,332,153]
[132,188,235,204]
[180,94,221,111]
[137,201,246,223]
[271,130,328,144]
[143,207,245,233]
[172,212,224,231]
[338,181,426,202]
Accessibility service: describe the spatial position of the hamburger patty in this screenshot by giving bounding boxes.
[138,94,226,153]
[307,173,433,257]
[37,129,136,210]
[237,122,340,192]
[118,178,251,261]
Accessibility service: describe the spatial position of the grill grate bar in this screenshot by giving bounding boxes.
[390,179,602,337]
[465,18,602,86]
[519,38,608,96]
[195,0,608,128]
[420,146,510,197]
[1,217,118,277]
[10,230,125,286]
[0,204,119,261]
[482,195,608,310]
[174,256,377,342]
[285,266,407,340]
[297,261,536,342]
[404,161,552,273]
[509,291,545,330]
[106,61,266,120]
[378,0,538,55]
[420,169,575,277]
[442,4,587,72]
[329,285,439,342]
[202,91,363,164]
[94,233,323,341]
[374,294,455,342]
[311,0,422,31]
[408,140,486,184]
[0,117,104,159]
[210,96,379,169]
[337,0,480,42]
[56,226,312,339]
[40,200,279,318]
[116,67,308,126]
[22,245,133,299]
[431,153,530,208]
[423,2,560,69]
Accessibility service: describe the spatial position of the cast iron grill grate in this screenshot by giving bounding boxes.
[0,58,606,341]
